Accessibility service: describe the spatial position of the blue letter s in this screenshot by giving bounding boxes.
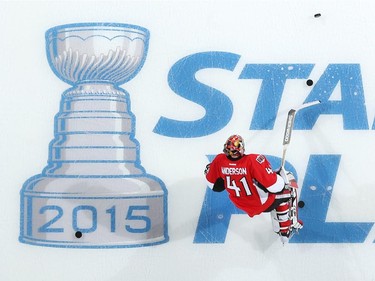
[153,52,240,138]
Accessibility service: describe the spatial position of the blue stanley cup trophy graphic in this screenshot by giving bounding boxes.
[19,23,169,248]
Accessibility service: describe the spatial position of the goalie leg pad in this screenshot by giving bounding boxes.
[270,202,291,236]
[275,202,292,236]
[270,176,303,243]
[276,178,303,231]
[288,188,303,230]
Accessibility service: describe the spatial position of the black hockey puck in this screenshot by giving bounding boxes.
[75,231,82,238]
[314,13,321,18]
[306,79,314,86]
[298,201,305,208]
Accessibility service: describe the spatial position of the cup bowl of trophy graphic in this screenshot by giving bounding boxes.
[45,23,149,86]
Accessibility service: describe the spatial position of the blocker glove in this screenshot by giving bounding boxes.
[276,168,297,189]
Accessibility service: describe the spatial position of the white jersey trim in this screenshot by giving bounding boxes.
[206,181,214,190]
[267,175,285,193]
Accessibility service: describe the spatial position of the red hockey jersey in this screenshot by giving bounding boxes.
[205,153,283,217]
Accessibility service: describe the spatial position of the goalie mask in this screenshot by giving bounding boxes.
[223,135,245,159]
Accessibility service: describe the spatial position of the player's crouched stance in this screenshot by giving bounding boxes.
[204,135,303,244]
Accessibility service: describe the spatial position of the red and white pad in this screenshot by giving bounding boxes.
[271,171,303,243]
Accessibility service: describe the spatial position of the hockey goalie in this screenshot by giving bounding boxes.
[204,134,303,243]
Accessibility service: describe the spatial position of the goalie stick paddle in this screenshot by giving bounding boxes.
[280,100,321,170]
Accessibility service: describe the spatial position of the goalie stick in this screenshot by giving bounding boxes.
[280,100,321,171]
[278,100,321,243]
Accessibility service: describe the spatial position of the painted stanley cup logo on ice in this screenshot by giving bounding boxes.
[19,23,169,248]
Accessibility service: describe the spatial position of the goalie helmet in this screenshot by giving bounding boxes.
[223,135,245,159]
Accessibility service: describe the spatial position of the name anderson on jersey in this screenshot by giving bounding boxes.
[221,167,247,175]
